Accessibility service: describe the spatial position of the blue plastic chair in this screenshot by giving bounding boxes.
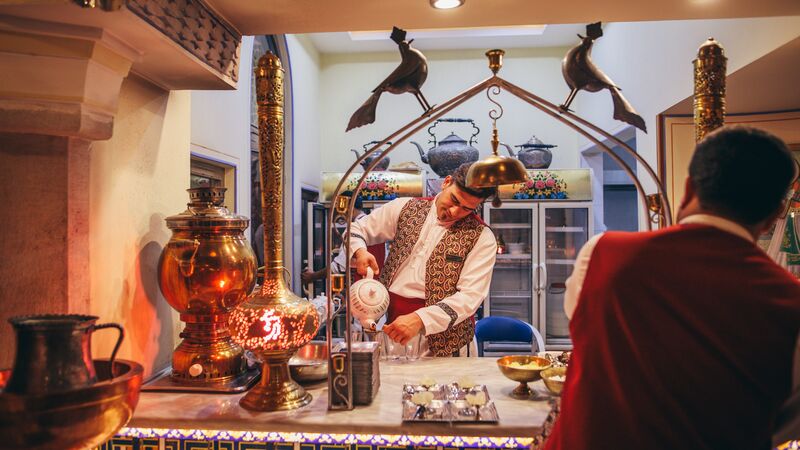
[475,316,545,357]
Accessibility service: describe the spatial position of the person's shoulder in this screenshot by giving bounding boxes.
[596,230,647,245]
[395,197,414,205]
[478,225,496,241]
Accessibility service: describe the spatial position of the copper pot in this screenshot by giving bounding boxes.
[4,315,123,395]
[0,359,143,450]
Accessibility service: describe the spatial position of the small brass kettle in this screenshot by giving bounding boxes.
[351,141,391,171]
[503,135,556,169]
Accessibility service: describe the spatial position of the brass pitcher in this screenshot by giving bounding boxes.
[4,314,123,394]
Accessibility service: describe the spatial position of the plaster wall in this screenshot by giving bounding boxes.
[190,36,255,219]
[576,16,800,199]
[89,74,190,378]
[287,34,322,285]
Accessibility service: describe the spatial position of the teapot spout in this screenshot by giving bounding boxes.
[500,142,515,157]
[351,148,362,159]
[411,141,429,164]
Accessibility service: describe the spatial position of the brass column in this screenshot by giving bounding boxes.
[256,53,289,298]
[693,38,727,142]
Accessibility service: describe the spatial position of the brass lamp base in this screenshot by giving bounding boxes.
[240,354,312,411]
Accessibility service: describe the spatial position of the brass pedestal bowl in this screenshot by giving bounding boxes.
[496,355,551,400]
[0,359,143,450]
[541,366,567,396]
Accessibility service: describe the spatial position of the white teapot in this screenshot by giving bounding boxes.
[349,267,389,330]
[308,294,343,330]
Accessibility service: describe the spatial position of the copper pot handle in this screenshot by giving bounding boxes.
[92,322,124,376]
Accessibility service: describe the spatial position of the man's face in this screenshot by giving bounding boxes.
[435,176,484,226]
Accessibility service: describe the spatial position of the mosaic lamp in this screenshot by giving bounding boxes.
[229,52,319,411]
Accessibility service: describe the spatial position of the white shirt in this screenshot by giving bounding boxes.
[348,196,497,335]
[563,214,754,319]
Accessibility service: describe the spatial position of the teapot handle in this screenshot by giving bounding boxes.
[427,118,480,146]
[366,266,374,280]
[362,140,392,151]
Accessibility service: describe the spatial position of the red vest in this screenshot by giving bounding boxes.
[545,224,800,450]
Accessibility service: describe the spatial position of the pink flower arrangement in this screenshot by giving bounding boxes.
[514,171,568,200]
[347,173,400,201]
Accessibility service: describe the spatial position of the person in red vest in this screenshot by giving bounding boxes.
[546,126,800,450]
[349,163,497,357]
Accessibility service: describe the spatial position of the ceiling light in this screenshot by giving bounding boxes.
[430,0,465,9]
[349,25,545,41]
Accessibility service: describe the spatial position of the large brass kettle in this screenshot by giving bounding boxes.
[411,118,480,178]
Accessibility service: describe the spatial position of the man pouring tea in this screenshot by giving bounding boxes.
[348,163,498,357]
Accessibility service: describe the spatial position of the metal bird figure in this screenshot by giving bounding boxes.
[346,27,433,131]
[559,22,647,133]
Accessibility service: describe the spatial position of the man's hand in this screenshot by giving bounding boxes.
[300,270,316,284]
[383,313,424,345]
[353,247,379,276]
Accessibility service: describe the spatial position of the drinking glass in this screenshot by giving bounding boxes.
[380,331,405,361]
[350,329,364,343]
[404,333,423,361]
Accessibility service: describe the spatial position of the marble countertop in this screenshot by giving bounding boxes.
[125,357,557,441]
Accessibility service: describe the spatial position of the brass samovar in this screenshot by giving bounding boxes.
[152,186,258,391]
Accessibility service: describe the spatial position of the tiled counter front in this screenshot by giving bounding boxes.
[102,359,559,450]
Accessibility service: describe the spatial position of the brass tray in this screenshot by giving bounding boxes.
[401,384,499,423]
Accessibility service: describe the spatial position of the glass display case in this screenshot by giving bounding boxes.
[484,201,593,350]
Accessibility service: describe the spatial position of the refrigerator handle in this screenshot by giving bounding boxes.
[534,262,542,295]
[538,262,548,293]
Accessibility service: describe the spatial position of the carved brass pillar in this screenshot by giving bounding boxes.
[693,38,727,142]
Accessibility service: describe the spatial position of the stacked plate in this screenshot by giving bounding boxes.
[336,341,381,405]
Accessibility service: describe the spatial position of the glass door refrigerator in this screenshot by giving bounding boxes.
[305,202,330,299]
[484,201,592,351]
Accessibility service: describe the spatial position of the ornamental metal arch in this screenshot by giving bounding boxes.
[326,51,672,410]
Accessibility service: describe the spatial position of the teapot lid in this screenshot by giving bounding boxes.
[353,278,388,307]
[440,132,467,144]
[351,267,389,307]
[517,135,557,149]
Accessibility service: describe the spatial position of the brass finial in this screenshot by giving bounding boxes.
[693,37,726,142]
[486,49,504,74]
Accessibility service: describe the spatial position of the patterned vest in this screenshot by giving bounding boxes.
[379,198,485,356]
